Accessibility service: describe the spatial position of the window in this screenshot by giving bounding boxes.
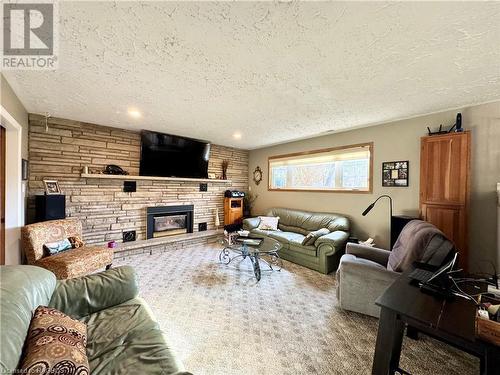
[268,143,372,192]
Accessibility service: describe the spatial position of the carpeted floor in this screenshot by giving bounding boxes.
[115,244,478,375]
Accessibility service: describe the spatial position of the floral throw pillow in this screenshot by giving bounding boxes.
[18,306,89,375]
[257,216,280,231]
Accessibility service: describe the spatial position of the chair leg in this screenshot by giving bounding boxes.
[106,264,112,270]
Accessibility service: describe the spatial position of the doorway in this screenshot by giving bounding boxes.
[0,105,23,265]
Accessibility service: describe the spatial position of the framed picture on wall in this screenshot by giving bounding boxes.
[382,161,409,187]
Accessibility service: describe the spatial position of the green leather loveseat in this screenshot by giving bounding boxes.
[0,265,190,375]
[243,208,350,274]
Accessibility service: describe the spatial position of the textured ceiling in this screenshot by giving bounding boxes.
[4,1,500,149]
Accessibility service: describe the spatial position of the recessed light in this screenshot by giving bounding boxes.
[128,109,142,119]
[233,132,242,139]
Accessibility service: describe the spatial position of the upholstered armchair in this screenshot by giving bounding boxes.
[336,220,454,318]
[21,218,113,279]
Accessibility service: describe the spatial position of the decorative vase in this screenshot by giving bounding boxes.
[222,160,229,180]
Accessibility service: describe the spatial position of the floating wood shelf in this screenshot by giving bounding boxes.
[81,173,231,184]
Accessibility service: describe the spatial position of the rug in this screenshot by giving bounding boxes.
[115,244,478,375]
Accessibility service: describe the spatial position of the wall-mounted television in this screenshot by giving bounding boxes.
[140,130,210,178]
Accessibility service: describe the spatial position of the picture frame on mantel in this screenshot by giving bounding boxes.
[43,180,62,195]
[382,161,409,187]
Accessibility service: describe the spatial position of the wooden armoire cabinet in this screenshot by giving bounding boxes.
[420,131,471,269]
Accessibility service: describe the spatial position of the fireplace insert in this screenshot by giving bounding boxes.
[146,205,194,239]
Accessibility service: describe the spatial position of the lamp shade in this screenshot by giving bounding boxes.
[362,203,375,216]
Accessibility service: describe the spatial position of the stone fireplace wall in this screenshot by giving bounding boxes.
[27,114,248,244]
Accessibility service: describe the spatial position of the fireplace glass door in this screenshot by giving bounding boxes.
[153,214,188,237]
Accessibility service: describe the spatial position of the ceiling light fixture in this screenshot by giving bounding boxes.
[233,132,242,139]
[128,109,142,119]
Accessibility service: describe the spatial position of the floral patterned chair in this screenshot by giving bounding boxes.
[21,218,113,279]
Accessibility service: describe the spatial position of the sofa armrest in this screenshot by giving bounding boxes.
[338,254,400,286]
[314,230,349,249]
[243,217,260,230]
[49,266,138,319]
[337,254,400,317]
[346,243,390,267]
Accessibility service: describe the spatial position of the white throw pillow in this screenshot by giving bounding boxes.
[301,228,330,246]
[257,216,280,231]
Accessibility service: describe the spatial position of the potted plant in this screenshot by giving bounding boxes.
[243,192,258,217]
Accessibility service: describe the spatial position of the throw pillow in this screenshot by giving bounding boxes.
[68,236,85,249]
[18,306,89,375]
[43,238,72,256]
[301,228,330,246]
[257,216,280,231]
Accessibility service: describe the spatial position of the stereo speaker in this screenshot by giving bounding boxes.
[123,230,136,242]
[123,181,136,192]
[35,195,66,222]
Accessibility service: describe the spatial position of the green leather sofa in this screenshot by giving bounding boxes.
[243,207,350,274]
[0,265,190,375]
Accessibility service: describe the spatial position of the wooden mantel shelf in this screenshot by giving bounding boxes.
[81,173,232,184]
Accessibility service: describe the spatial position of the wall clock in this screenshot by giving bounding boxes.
[253,166,263,185]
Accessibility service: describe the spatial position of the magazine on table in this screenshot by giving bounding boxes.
[235,238,262,246]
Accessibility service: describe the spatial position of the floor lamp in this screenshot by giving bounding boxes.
[362,195,394,248]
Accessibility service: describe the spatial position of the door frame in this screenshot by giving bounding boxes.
[0,104,24,265]
[1,126,5,264]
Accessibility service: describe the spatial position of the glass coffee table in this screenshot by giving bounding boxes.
[219,236,283,281]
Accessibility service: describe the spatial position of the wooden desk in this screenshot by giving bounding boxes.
[372,273,499,374]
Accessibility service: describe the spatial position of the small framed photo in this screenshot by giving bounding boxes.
[22,159,29,180]
[43,180,62,195]
[382,161,409,187]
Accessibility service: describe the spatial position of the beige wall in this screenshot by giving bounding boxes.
[249,101,500,270]
[1,74,28,159]
[463,102,500,271]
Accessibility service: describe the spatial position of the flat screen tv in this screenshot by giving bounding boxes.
[140,130,210,178]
